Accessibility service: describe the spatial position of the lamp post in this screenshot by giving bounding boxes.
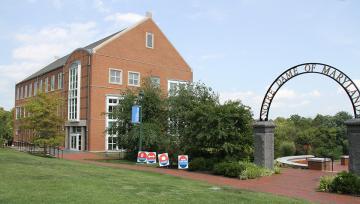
[138,91,144,152]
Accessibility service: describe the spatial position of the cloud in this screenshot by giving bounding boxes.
[93,0,110,13]
[219,88,326,118]
[13,22,98,62]
[51,0,63,9]
[0,21,100,110]
[105,12,144,27]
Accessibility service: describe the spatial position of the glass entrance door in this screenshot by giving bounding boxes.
[70,134,81,151]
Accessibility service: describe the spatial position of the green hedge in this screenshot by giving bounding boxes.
[330,171,360,195]
[212,161,274,179]
[318,171,360,196]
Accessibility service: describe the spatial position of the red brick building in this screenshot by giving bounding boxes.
[14,14,193,152]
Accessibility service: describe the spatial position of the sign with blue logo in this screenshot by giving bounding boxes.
[137,151,147,163]
[158,153,169,167]
[178,155,189,169]
[131,105,140,124]
[146,152,157,164]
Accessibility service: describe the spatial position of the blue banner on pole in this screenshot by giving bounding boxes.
[131,105,140,124]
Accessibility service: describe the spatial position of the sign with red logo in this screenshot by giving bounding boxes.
[158,153,169,167]
[178,155,189,169]
[137,151,148,163]
[146,152,157,164]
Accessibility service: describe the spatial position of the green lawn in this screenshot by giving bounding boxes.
[0,148,311,204]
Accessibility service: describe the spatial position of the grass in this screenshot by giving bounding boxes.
[0,148,312,204]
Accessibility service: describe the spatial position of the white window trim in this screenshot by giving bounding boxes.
[58,73,63,89]
[145,32,154,49]
[168,80,188,95]
[29,83,32,97]
[109,68,123,85]
[45,77,49,93]
[24,85,28,98]
[16,88,19,100]
[50,75,55,91]
[105,95,123,152]
[128,71,141,87]
[68,61,81,121]
[34,81,38,96]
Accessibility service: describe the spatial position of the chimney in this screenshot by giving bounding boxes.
[145,11,152,18]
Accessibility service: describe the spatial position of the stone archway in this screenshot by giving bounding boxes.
[254,63,360,175]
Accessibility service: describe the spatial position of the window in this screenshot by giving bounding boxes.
[150,76,160,87]
[50,75,55,91]
[68,62,81,120]
[109,69,122,84]
[39,80,43,93]
[45,77,49,92]
[58,73,63,89]
[146,32,154,48]
[128,71,140,86]
[106,96,121,151]
[168,80,187,96]
[20,86,24,99]
[16,88,19,100]
[15,107,20,120]
[29,83,32,97]
[24,85,28,98]
[34,81,38,96]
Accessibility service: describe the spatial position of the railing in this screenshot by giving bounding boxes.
[12,141,64,159]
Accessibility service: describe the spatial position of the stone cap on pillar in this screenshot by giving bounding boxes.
[345,118,360,126]
[345,119,360,132]
[253,120,275,133]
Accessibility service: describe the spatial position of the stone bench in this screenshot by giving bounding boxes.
[308,158,331,171]
[341,155,349,166]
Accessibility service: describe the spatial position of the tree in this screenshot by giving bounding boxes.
[0,107,13,146]
[168,82,254,161]
[19,92,64,153]
[110,78,169,159]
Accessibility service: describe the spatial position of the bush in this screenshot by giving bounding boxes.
[318,175,335,192]
[273,161,281,174]
[189,157,219,171]
[239,162,273,180]
[189,157,207,171]
[213,162,245,178]
[330,171,360,195]
[279,141,296,157]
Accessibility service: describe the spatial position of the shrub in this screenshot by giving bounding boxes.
[318,175,335,192]
[279,141,296,157]
[213,162,245,178]
[239,162,273,180]
[189,157,207,171]
[330,171,360,195]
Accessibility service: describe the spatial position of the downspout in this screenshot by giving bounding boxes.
[86,53,91,151]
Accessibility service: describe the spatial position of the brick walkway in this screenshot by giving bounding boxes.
[63,152,360,204]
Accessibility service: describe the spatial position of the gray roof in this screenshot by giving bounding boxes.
[20,29,124,83]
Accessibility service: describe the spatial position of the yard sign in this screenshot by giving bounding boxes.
[158,153,169,167]
[146,152,157,164]
[137,151,147,163]
[178,155,189,169]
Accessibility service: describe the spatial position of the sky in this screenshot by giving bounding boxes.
[1,0,360,120]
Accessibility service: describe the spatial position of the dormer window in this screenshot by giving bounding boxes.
[146,32,154,49]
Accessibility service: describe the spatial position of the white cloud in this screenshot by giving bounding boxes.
[0,21,100,110]
[93,0,110,13]
[13,22,98,62]
[51,0,63,9]
[219,87,327,119]
[105,12,144,27]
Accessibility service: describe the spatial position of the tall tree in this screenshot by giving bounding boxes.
[0,107,13,146]
[19,92,64,153]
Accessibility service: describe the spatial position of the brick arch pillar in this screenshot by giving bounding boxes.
[253,121,275,169]
[345,118,360,176]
